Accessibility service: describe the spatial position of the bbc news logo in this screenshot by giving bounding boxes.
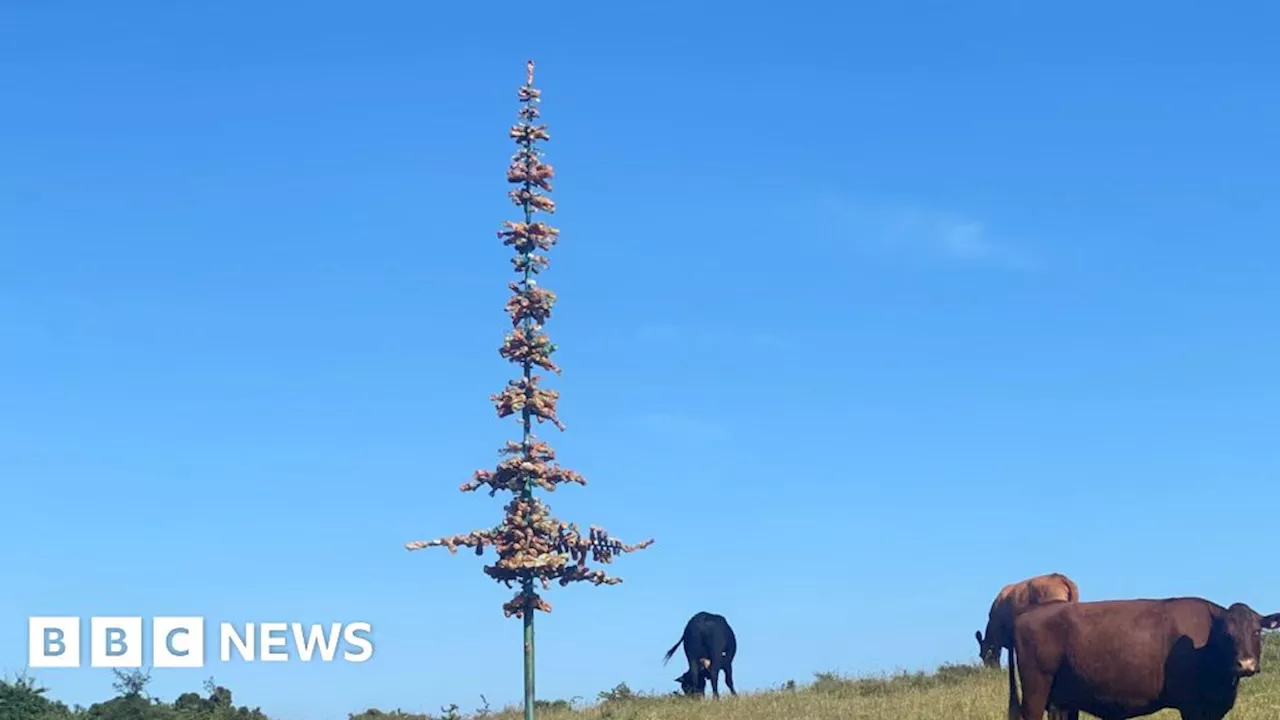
[28,617,374,668]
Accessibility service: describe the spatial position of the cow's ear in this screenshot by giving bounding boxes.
[975,630,983,643]
[1262,614,1280,630]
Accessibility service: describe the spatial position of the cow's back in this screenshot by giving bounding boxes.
[685,612,735,655]
[1021,573,1077,608]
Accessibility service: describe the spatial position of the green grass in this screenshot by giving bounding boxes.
[350,635,1280,720]
[9,636,1280,719]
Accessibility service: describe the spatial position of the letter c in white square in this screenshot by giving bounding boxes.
[153,617,204,668]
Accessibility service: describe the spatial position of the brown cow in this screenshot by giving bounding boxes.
[1008,597,1280,720]
[976,572,1080,668]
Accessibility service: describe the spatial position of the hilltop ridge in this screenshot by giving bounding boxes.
[5,635,1278,720]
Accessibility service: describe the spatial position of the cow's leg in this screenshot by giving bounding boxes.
[1020,692,1050,720]
[686,656,704,697]
[1016,671,1051,720]
[723,661,737,696]
[705,655,724,698]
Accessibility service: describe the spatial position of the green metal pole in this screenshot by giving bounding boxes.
[516,60,540,720]
[523,580,535,720]
[519,182,538,720]
[519,111,537,720]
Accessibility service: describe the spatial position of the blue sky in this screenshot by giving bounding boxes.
[3,1,1280,718]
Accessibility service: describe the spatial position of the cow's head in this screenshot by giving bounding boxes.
[674,669,698,695]
[1212,603,1280,677]
[674,658,712,696]
[674,668,703,696]
[974,630,1000,668]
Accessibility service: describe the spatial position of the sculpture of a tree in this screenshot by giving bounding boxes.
[406,60,654,720]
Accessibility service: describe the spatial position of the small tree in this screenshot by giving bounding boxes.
[111,668,151,699]
[406,60,653,720]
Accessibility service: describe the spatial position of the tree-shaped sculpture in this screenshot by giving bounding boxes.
[406,60,654,720]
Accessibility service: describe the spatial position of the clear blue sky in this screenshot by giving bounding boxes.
[3,2,1280,719]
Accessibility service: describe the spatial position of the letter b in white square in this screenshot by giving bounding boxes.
[91,617,142,668]
[29,617,80,667]
[153,617,205,668]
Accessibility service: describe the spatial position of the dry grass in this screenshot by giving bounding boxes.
[355,635,1280,720]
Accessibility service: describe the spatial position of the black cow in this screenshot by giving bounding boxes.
[662,611,737,698]
[1008,597,1280,720]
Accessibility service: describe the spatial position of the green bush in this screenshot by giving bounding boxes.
[1,671,267,720]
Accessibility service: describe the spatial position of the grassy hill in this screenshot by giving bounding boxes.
[7,636,1280,720]
[353,634,1280,720]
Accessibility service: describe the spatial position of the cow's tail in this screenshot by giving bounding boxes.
[662,638,683,666]
[1006,644,1020,720]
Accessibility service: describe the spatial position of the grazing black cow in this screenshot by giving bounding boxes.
[1008,597,1280,720]
[662,611,737,698]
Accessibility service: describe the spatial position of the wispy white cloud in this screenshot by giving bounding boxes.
[823,197,1036,270]
[630,412,730,442]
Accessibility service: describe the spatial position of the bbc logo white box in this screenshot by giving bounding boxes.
[27,615,372,667]
[28,617,80,668]
[153,617,204,668]
[91,617,143,668]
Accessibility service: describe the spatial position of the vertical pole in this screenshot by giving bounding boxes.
[523,581,535,720]
[518,59,538,720]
